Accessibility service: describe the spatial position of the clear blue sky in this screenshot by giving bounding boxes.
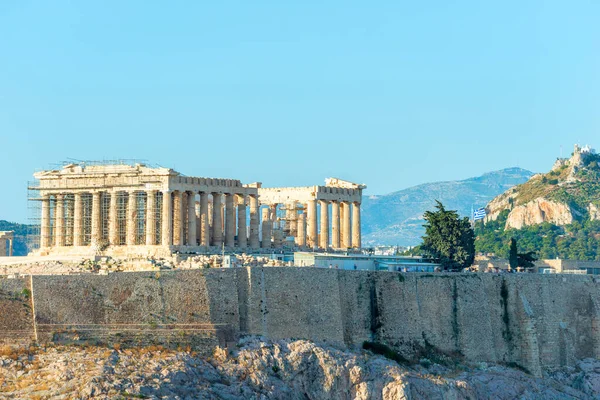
[1,1,599,223]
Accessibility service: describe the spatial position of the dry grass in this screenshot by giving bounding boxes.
[0,344,35,360]
[34,382,50,391]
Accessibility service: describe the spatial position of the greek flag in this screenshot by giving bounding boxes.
[473,207,486,221]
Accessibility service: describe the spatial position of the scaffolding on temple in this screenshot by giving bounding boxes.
[26,160,168,254]
[27,179,41,253]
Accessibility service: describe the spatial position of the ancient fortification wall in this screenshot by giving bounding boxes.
[2,268,599,374]
[0,276,33,344]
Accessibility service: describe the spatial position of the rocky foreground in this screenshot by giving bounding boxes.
[1,338,600,399]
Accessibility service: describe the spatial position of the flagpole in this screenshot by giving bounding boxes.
[471,204,474,229]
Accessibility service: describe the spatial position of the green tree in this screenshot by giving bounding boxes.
[509,238,518,270]
[421,201,475,271]
[517,251,537,270]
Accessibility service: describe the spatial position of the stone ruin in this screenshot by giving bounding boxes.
[30,162,366,258]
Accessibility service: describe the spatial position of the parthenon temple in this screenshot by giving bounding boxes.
[31,163,366,257]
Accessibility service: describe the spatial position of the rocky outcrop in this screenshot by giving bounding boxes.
[589,203,600,221]
[484,144,600,230]
[504,198,575,229]
[2,339,600,399]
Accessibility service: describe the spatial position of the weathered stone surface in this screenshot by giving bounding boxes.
[0,276,33,344]
[589,203,600,221]
[504,197,575,229]
[1,338,600,399]
[0,231,14,257]
[1,268,600,374]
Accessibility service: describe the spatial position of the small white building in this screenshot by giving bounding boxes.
[581,144,596,154]
[293,252,439,271]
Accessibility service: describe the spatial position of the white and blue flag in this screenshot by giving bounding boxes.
[473,207,486,221]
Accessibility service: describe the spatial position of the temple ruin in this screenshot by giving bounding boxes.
[258,178,365,249]
[0,231,14,257]
[30,162,365,257]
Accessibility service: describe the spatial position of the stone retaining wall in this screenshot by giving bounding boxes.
[2,268,600,374]
[0,276,34,344]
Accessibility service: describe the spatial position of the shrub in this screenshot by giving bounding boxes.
[362,341,410,365]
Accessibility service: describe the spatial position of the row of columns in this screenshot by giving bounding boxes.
[41,191,150,248]
[171,191,259,248]
[259,200,361,249]
[307,200,361,249]
[40,190,260,249]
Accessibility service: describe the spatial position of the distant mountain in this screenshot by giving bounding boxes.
[361,167,534,247]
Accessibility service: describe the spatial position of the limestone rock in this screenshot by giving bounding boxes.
[504,198,575,229]
[588,203,600,221]
[2,339,600,399]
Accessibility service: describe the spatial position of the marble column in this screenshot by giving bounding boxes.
[173,191,183,246]
[182,192,189,245]
[91,192,102,246]
[340,202,345,247]
[8,239,12,257]
[249,195,260,248]
[273,209,283,247]
[237,196,247,249]
[161,191,173,246]
[220,202,225,240]
[146,190,156,245]
[195,201,201,245]
[270,204,279,245]
[40,194,51,248]
[225,194,235,247]
[286,204,298,239]
[212,193,223,247]
[261,207,272,249]
[200,192,210,246]
[319,200,329,249]
[109,192,118,245]
[342,201,351,249]
[297,212,306,247]
[208,200,213,229]
[273,229,284,248]
[73,193,83,246]
[65,196,74,246]
[187,192,197,246]
[270,204,278,223]
[54,194,65,247]
[306,200,318,248]
[352,202,361,248]
[126,191,137,246]
[331,201,340,248]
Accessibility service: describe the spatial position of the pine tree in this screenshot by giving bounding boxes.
[421,201,475,271]
[509,238,518,270]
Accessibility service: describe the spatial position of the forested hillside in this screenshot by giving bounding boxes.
[475,210,600,261]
